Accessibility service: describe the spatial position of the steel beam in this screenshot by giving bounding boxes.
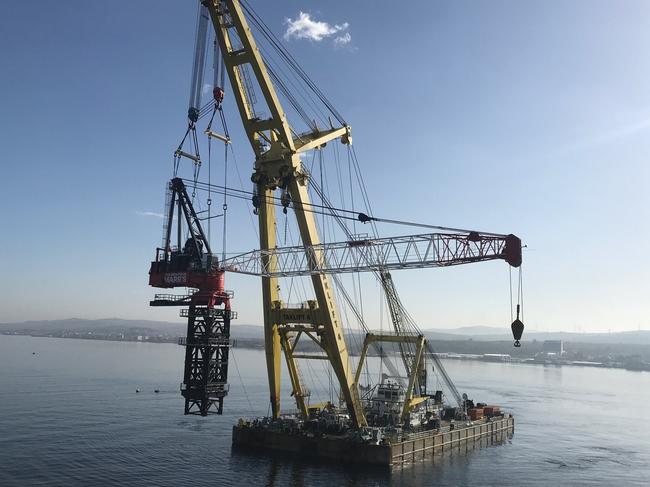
[223,233,519,278]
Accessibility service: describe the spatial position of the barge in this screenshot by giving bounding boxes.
[232,380,514,468]
[233,414,514,468]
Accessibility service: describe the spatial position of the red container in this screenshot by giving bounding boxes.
[483,406,501,416]
[468,408,484,420]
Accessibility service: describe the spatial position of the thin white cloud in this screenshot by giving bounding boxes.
[284,12,349,43]
[591,117,650,144]
[528,114,650,164]
[334,33,352,47]
[562,116,650,155]
[136,211,164,219]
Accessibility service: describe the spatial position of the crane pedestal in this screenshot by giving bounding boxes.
[179,306,235,415]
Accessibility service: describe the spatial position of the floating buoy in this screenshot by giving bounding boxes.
[136,389,141,393]
[511,304,524,347]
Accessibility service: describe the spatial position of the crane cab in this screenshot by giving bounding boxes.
[149,237,224,294]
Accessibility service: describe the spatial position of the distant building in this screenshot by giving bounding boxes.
[483,353,512,362]
[542,340,564,355]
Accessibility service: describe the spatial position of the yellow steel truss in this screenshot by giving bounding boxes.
[204,0,365,427]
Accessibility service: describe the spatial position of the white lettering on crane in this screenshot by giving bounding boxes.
[164,272,188,284]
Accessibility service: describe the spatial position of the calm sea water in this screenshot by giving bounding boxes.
[0,335,648,486]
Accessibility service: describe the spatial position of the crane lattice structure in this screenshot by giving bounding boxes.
[149,0,523,427]
[222,232,521,278]
[200,0,522,428]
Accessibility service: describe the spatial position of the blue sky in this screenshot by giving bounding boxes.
[0,1,648,332]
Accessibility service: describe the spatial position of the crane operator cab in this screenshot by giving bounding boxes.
[148,178,223,294]
[149,237,221,291]
[174,235,208,272]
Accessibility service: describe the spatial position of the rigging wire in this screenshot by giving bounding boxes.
[305,149,406,382]
[230,349,256,416]
[182,176,506,237]
[347,148,357,236]
[228,144,259,240]
[250,14,332,128]
[517,266,524,321]
[218,105,230,264]
[183,179,365,225]
[207,125,212,241]
[174,1,513,408]
[239,0,347,126]
[304,150,455,393]
[509,266,514,323]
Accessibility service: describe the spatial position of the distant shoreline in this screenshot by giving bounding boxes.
[4,331,648,372]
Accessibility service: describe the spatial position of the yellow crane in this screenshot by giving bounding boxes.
[163,0,524,429]
[203,0,365,426]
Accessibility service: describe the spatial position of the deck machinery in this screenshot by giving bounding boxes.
[148,0,524,464]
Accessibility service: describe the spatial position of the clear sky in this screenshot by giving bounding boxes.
[1,0,648,332]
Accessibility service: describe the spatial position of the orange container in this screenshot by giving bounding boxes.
[468,408,484,420]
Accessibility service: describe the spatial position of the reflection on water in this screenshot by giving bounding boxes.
[0,335,649,486]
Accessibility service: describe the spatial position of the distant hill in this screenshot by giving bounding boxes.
[0,318,265,340]
[421,326,650,346]
[0,318,186,336]
[2,319,648,346]
[447,325,505,336]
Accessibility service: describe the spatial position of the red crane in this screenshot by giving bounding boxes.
[149,177,234,416]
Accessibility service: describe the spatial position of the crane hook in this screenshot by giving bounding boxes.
[281,190,291,215]
[511,304,524,347]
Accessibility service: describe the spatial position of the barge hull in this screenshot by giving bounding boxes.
[232,416,514,467]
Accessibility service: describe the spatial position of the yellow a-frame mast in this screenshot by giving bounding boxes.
[203,0,366,427]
